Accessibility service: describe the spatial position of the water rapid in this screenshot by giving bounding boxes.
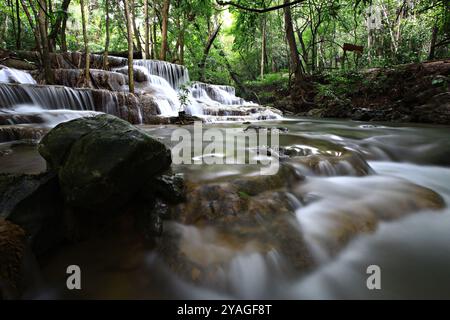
[1,118,449,299]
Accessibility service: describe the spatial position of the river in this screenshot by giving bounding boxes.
[1,117,449,299]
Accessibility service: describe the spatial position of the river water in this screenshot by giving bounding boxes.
[1,117,449,299]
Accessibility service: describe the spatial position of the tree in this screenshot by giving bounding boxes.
[144,0,150,59]
[15,0,21,49]
[37,0,53,84]
[131,0,142,54]
[123,0,135,93]
[160,0,171,60]
[48,0,71,51]
[80,0,90,86]
[103,0,111,69]
[198,23,222,82]
[283,0,303,85]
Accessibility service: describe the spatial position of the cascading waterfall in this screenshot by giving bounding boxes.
[132,59,280,120]
[132,64,181,117]
[133,59,190,90]
[0,66,100,127]
[0,66,36,84]
[0,60,282,125]
[190,82,245,106]
[0,83,95,110]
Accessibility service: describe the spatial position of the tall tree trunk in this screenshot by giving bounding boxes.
[8,0,17,48]
[144,0,150,59]
[283,0,303,84]
[198,23,221,82]
[160,0,170,60]
[123,0,135,93]
[367,29,372,65]
[103,0,110,69]
[260,15,266,79]
[15,0,21,49]
[131,0,142,54]
[215,44,249,97]
[80,0,90,86]
[179,26,185,65]
[152,22,157,59]
[37,0,53,83]
[60,14,68,52]
[19,0,40,53]
[428,22,438,60]
[48,0,70,51]
[296,28,308,72]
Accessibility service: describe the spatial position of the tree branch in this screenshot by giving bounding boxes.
[216,0,306,13]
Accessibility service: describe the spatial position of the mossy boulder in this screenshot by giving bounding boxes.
[38,114,172,211]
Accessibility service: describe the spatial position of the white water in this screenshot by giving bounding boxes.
[130,59,279,120]
[0,63,280,122]
[0,66,36,84]
[0,104,100,128]
[133,59,190,89]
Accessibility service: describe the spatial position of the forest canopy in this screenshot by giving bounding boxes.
[0,0,448,86]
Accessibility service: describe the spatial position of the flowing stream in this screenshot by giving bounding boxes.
[1,117,449,299]
[0,63,449,299]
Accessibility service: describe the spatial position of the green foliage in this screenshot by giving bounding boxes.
[246,72,289,89]
[0,0,448,85]
[316,70,364,99]
[178,83,192,110]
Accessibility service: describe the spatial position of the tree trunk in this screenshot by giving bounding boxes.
[80,0,90,86]
[144,0,150,59]
[260,14,266,79]
[19,0,40,53]
[103,0,110,69]
[215,44,249,97]
[15,0,21,49]
[123,0,135,93]
[61,14,68,52]
[160,0,170,60]
[428,23,438,60]
[8,0,17,48]
[198,23,221,82]
[283,0,302,84]
[37,0,53,83]
[367,29,372,65]
[179,28,185,65]
[296,28,308,72]
[131,0,142,54]
[48,0,70,51]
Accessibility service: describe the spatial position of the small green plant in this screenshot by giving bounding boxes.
[238,191,251,199]
[178,82,192,111]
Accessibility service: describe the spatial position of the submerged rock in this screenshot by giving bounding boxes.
[39,114,172,211]
[0,126,47,143]
[157,164,314,285]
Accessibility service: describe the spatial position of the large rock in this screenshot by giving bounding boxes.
[0,219,26,299]
[38,114,172,210]
[0,172,64,256]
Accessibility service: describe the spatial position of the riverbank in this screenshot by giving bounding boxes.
[242,60,450,125]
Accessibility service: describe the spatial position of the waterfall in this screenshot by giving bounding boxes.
[133,59,190,90]
[0,105,99,127]
[190,82,246,106]
[132,65,181,116]
[0,63,282,124]
[0,83,95,110]
[131,60,266,118]
[0,66,36,84]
